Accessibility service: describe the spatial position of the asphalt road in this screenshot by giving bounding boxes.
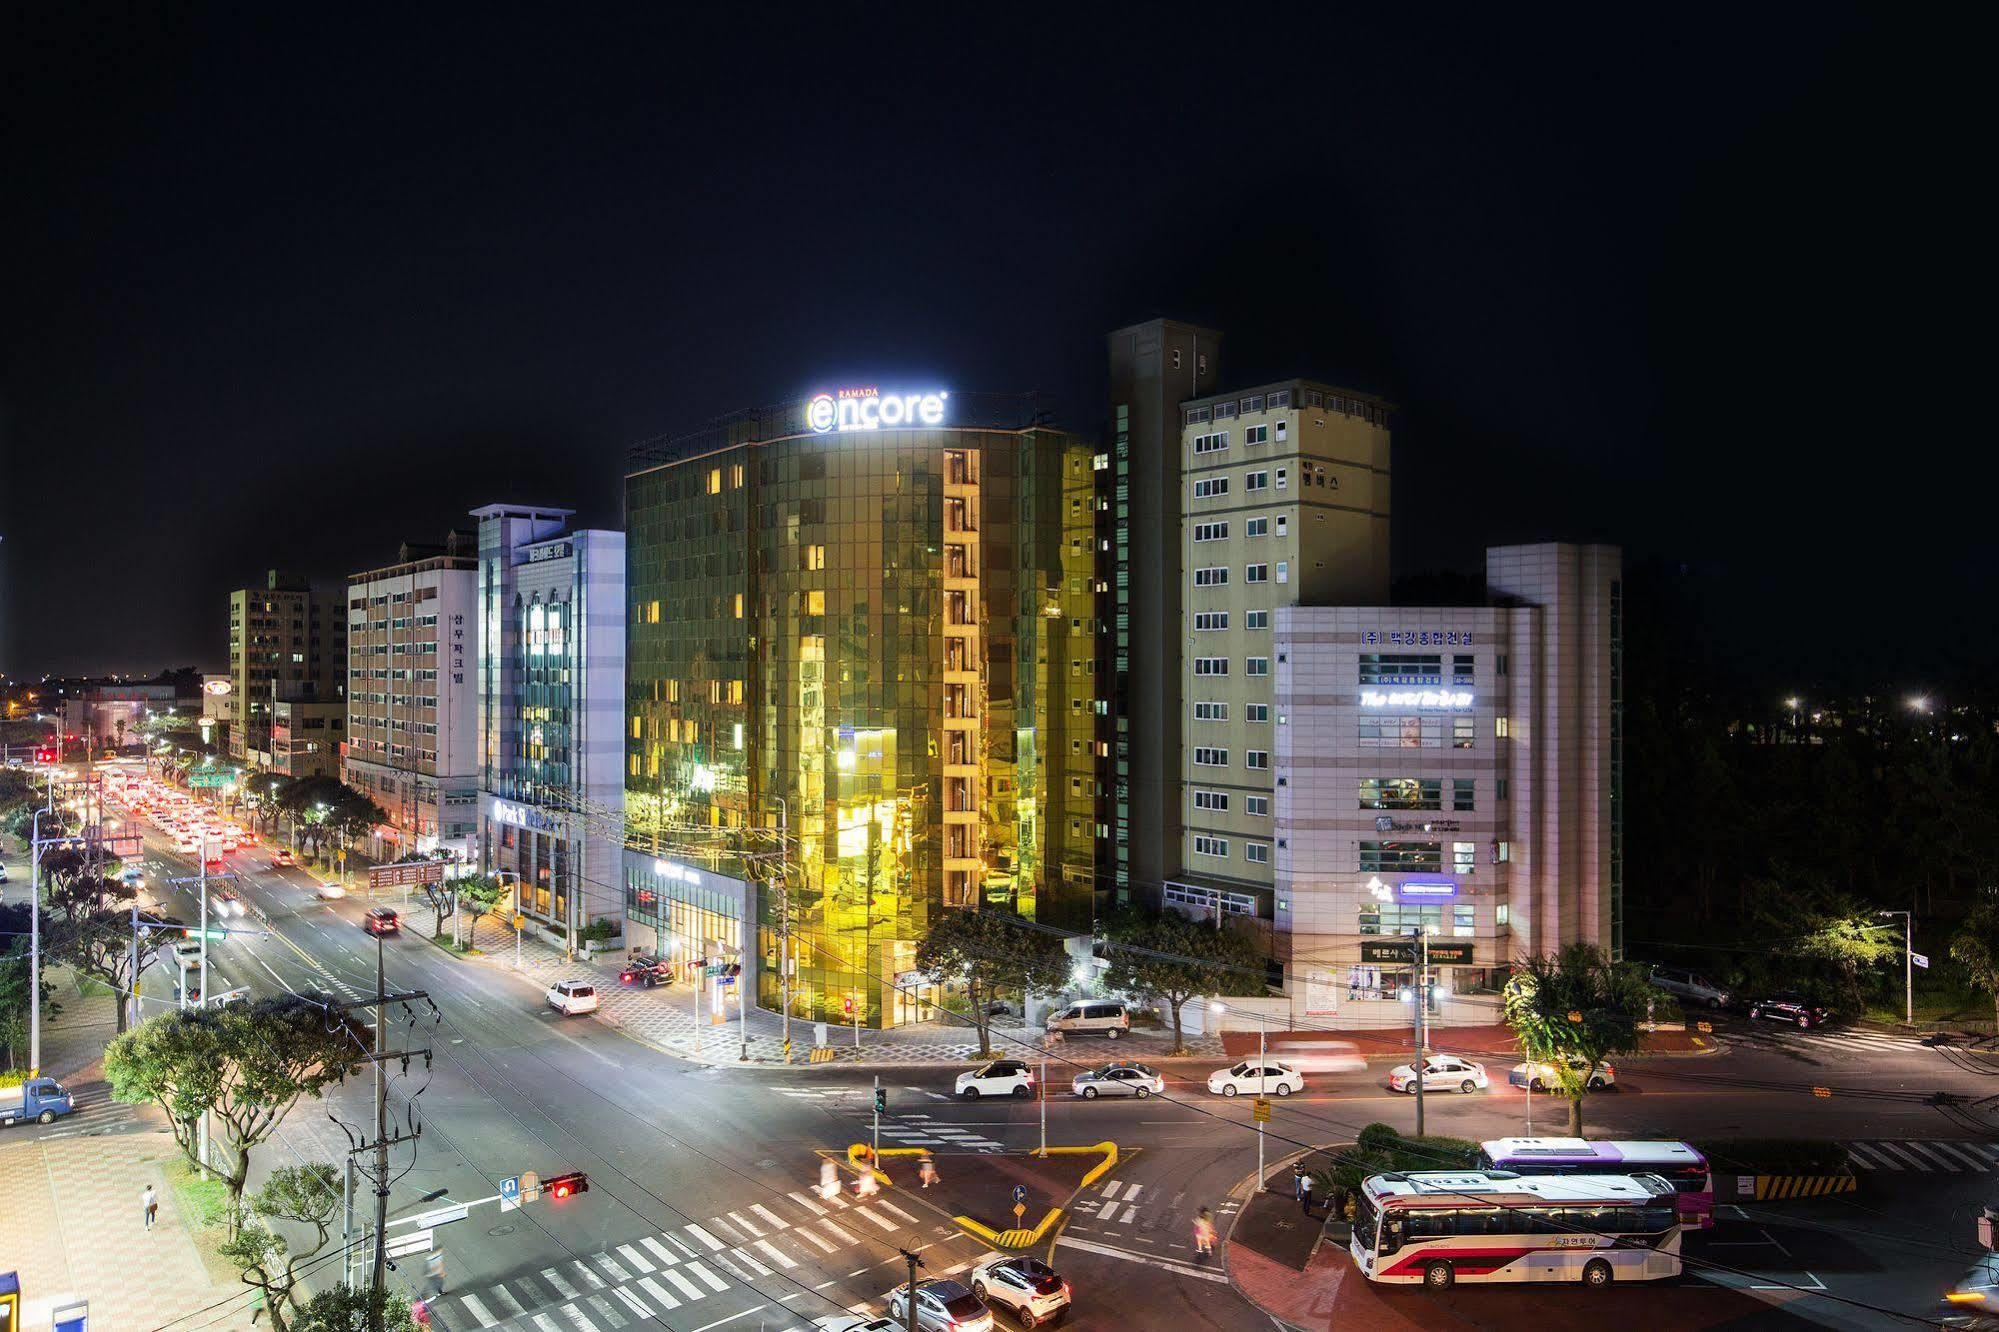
[12,779,1999,1331]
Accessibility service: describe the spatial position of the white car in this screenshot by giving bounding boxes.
[316,880,346,899]
[955,1059,1037,1100]
[212,891,245,918]
[546,981,600,1015]
[970,1256,1071,1327]
[1206,1061,1304,1098]
[1508,1057,1615,1091]
[1387,1055,1489,1094]
[1071,1062,1165,1099]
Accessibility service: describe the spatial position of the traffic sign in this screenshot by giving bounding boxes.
[499,1176,520,1212]
[51,1300,88,1332]
[415,1203,468,1228]
[1012,1184,1028,1205]
[513,914,527,930]
[519,1170,542,1204]
[1812,1086,1832,1099]
[188,772,230,788]
[1014,1202,1026,1223]
[1252,1097,1272,1123]
[385,1229,433,1259]
[183,928,227,941]
[1912,952,1930,969]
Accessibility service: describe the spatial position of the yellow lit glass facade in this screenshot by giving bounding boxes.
[626,405,1101,1027]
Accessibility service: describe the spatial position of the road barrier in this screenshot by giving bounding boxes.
[1031,1141,1120,1189]
[1743,1173,1858,1201]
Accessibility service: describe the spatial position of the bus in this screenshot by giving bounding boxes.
[1475,1138,1715,1228]
[1350,1170,1683,1289]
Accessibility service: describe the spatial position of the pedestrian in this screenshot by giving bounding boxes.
[143,1183,158,1231]
[1193,1207,1217,1258]
[820,1159,842,1201]
[855,1170,880,1199]
[919,1156,939,1189]
[1297,1170,1315,1216]
[425,1250,446,1297]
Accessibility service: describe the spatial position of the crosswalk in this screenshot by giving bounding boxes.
[428,1171,941,1331]
[878,1115,1008,1154]
[1845,1140,1999,1173]
[30,1094,144,1141]
[1731,1023,1939,1056]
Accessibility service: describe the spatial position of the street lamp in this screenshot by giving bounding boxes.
[1878,910,1914,1026]
[1213,999,1268,1191]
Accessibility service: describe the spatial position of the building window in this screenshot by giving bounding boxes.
[1246,517,1268,537]
[1454,842,1478,875]
[1360,841,1443,873]
[1194,835,1229,859]
[1246,795,1269,817]
[1276,561,1289,583]
[1275,419,1288,442]
[1497,654,1509,676]
[1454,716,1476,748]
[1246,703,1270,722]
[1246,843,1270,865]
[1275,515,1288,536]
[1194,701,1229,721]
[1193,431,1229,455]
[1195,611,1230,631]
[707,468,722,494]
[1245,564,1269,583]
[1194,657,1230,676]
[1495,840,1512,863]
[1245,750,1269,770]
[1193,747,1230,767]
[1495,777,1509,800]
[1276,468,1288,489]
[1452,779,1475,811]
[1244,424,1270,446]
[1193,477,1230,499]
[1194,789,1230,812]
[1245,471,1269,492]
[1495,716,1511,738]
[1359,654,1443,686]
[1359,778,1442,810]
[1246,657,1269,676]
[1193,566,1229,587]
[1453,654,1475,684]
[1496,903,1511,926]
[1246,610,1269,630]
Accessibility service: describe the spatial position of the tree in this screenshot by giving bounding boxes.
[1951,895,1999,1031]
[0,904,59,1069]
[1502,942,1656,1135]
[220,1163,343,1332]
[1101,907,1264,1055]
[455,873,508,948]
[914,908,1070,1057]
[105,994,365,1232]
[288,1287,419,1332]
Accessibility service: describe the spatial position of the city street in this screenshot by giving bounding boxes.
[8,786,1982,1331]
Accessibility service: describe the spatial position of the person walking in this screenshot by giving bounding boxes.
[425,1250,446,1298]
[1193,1206,1217,1259]
[918,1155,939,1189]
[1297,1168,1315,1216]
[142,1183,158,1231]
[820,1158,842,1201]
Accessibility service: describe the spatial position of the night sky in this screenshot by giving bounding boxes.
[4,8,1986,688]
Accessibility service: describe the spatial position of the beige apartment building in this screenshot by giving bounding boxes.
[1174,379,1394,916]
[344,534,480,861]
[224,570,347,767]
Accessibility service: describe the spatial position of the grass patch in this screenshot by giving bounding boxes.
[163,1154,232,1229]
[73,976,114,998]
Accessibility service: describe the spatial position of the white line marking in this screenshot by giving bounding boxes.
[819,1218,859,1245]
[542,1267,580,1299]
[533,1315,561,1332]
[1101,1180,1124,1200]
[667,1232,698,1257]
[689,1307,768,1332]
[877,1200,920,1224]
[1119,1204,1138,1223]
[593,1251,633,1281]
[616,1242,654,1271]
[684,1223,726,1251]
[489,1285,527,1316]
[613,1286,654,1319]
[725,1209,766,1238]
[638,1276,682,1310]
[458,1293,499,1328]
[661,1266,704,1301]
[1054,1234,1230,1283]
[789,1190,829,1216]
[855,1206,900,1232]
[586,1294,623,1326]
[749,1202,790,1230]
[688,1260,730,1292]
[753,1238,798,1269]
[795,1226,837,1253]
[557,1304,598,1332]
[1123,1182,1144,1201]
[571,1259,606,1288]
[640,1235,681,1265]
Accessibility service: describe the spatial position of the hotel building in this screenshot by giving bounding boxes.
[624,389,1102,1028]
[472,505,627,941]
[343,533,480,861]
[223,570,347,768]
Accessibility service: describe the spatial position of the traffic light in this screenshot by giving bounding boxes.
[33,746,56,764]
[545,1171,589,1201]
[843,996,855,1016]
[874,1086,888,1115]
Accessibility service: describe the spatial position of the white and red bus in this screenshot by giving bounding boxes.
[1476,1138,1715,1228]
[1350,1170,1683,1289]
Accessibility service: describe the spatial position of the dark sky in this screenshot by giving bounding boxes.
[4,8,1987,687]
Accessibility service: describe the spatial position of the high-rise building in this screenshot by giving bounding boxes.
[624,388,1102,1029]
[1172,378,1393,930]
[471,506,626,940]
[1104,319,1223,910]
[223,570,347,768]
[344,533,481,861]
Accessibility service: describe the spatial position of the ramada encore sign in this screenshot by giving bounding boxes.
[806,386,949,433]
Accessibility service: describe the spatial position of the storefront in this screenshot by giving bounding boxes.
[623,851,752,1011]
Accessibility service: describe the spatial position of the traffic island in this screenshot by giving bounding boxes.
[845,1140,1118,1249]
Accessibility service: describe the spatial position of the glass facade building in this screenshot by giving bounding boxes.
[625,392,1102,1027]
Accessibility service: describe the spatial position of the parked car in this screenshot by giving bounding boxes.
[1207,1061,1304,1098]
[1387,1055,1489,1095]
[970,1255,1071,1328]
[1508,1057,1615,1091]
[619,954,673,987]
[1071,1062,1164,1099]
[888,1279,993,1332]
[956,1059,1037,1100]
[1044,1000,1130,1039]
[547,980,600,1015]
[1264,1039,1367,1074]
[0,1076,75,1127]
[1649,965,1732,1009]
[363,907,401,936]
[1749,991,1831,1029]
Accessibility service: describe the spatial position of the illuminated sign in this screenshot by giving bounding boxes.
[491,800,557,833]
[1359,689,1473,709]
[652,859,700,885]
[202,680,232,696]
[525,541,571,564]
[1397,881,1458,899]
[806,387,949,433]
[1362,631,1473,647]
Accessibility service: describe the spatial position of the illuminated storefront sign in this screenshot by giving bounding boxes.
[491,800,558,833]
[1362,630,1473,647]
[526,541,571,564]
[806,386,949,433]
[202,679,232,696]
[1360,689,1474,709]
[1397,880,1458,899]
[652,859,700,885]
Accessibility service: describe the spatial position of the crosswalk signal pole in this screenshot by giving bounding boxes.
[872,1074,882,1162]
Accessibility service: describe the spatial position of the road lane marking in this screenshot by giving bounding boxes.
[1101,1180,1124,1199]
[729,1247,774,1276]
[615,1242,654,1272]
[1123,1183,1144,1200]
[1054,1234,1230,1283]
[1934,1142,1995,1170]
[753,1238,798,1269]
[660,1267,705,1301]
[489,1285,526,1316]
[749,1201,790,1230]
[613,1287,654,1319]
[542,1267,579,1298]
[556,1304,597,1332]
[638,1275,682,1309]
[684,1223,726,1250]
[666,1232,698,1257]
[789,1190,828,1215]
[795,1225,837,1253]
[690,1308,768,1332]
[819,1218,859,1246]
[640,1235,681,1265]
[687,1260,729,1292]
[724,1208,765,1237]
[532,1316,560,1332]
[572,1260,606,1288]
[877,1200,919,1224]
[585,1294,623,1327]
[457,1293,499,1327]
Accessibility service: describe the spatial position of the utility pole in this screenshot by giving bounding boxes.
[1414,929,1430,1139]
[1879,909,1914,1026]
[370,933,390,1312]
[1257,1008,1267,1189]
[872,1073,882,1163]
[898,1248,924,1332]
[27,782,55,1076]
[776,796,790,1060]
[342,1155,358,1289]
[1039,1056,1047,1156]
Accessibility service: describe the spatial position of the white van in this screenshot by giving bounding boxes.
[1264,1039,1366,1074]
[1045,1000,1130,1039]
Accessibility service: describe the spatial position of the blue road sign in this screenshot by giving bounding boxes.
[1012,1184,1028,1205]
[499,1175,521,1211]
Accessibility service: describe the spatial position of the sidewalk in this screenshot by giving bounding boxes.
[1220,1022,1718,1061]
[446,925,1224,1068]
[0,1130,256,1332]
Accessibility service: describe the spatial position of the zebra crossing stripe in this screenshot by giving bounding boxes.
[613,1287,654,1319]
[532,1314,561,1332]
[753,1238,799,1269]
[789,1190,829,1216]
[819,1217,859,1245]
[877,1200,919,1224]
[586,1294,623,1327]
[659,1266,705,1300]
[688,1260,729,1292]
[556,1304,596,1332]
[683,1223,726,1251]
[615,1242,654,1272]
[725,1209,765,1237]
[457,1293,499,1328]
[638,1276,682,1310]
[594,1251,633,1281]
[728,1248,773,1277]
[1873,1142,1935,1171]
[1844,1142,1894,1169]
[1930,1142,1993,1170]
[542,1267,580,1299]
[1123,1183,1145,1201]
[749,1202,791,1230]
[795,1225,838,1253]
[488,1284,527,1317]
[855,1206,899,1232]
[1101,1180,1124,1200]
[571,1259,606,1289]
[640,1235,680,1265]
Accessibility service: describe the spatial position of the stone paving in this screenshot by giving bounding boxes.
[450,925,1225,1068]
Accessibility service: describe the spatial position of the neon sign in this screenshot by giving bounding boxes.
[806,387,948,433]
[1360,689,1474,709]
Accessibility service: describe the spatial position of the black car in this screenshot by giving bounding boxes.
[1749,991,1831,1029]
[619,954,672,987]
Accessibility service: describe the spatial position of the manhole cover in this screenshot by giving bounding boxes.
[488,1224,516,1236]
[758,1159,778,1170]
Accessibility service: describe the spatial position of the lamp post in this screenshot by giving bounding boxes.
[1879,909,1914,1027]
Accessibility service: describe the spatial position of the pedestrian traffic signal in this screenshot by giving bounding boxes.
[843,996,855,1015]
[545,1171,589,1201]
[874,1086,888,1115]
